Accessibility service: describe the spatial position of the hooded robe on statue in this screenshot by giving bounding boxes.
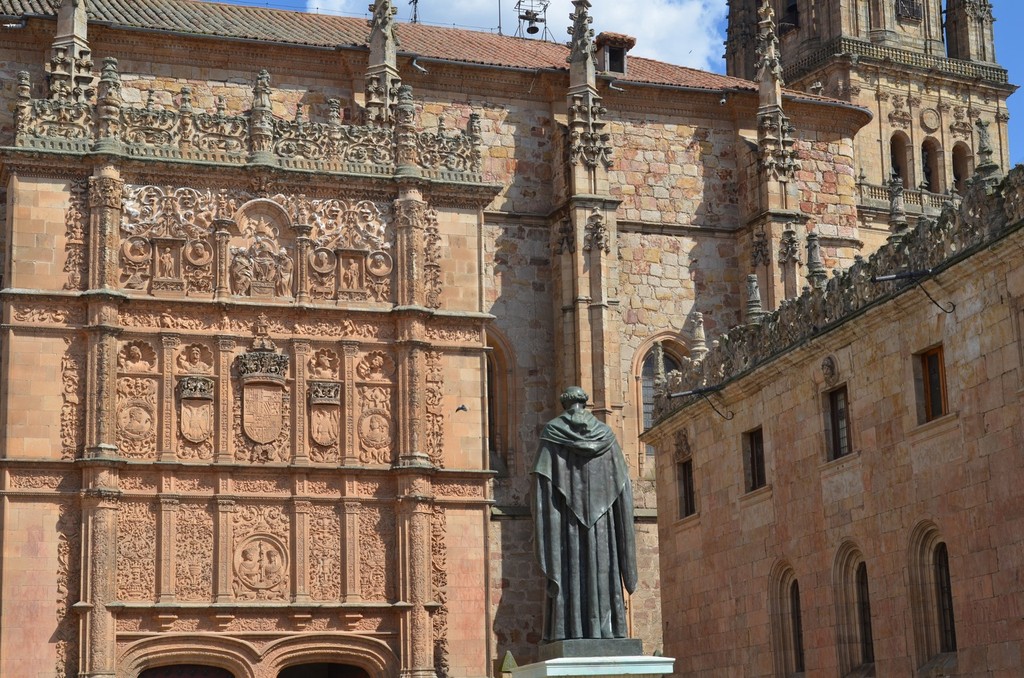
[531,387,638,641]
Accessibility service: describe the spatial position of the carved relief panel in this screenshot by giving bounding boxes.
[120,185,238,295]
[231,505,290,602]
[359,505,396,601]
[308,348,342,464]
[233,319,291,464]
[116,501,157,601]
[176,503,214,602]
[301,198,394,303]
[117,340,159,460]
[356,351,396,464]
[229,199,296,299]
[309,504,342,601]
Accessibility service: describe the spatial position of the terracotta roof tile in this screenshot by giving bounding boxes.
[0,0,858,105]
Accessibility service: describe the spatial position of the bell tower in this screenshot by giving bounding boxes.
[726,0,1015,231]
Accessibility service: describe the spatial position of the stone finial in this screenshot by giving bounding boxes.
[567,0,596,87]
[745,274,765,324]
[754,0,784,92]
[94,57,123,152]
[690,312,708,361]
[887,175,909,241]
[368,0,400,63]
[805,232,827,290]
[974,118,1002,187]
[252,69,272,111]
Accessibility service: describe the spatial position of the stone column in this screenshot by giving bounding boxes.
[216,339,235,463]
[158,496,179,602]
[214,499,235,603]
[341,499,362,603]
[394,192,427,307]
[293,341,310,465]
[160,335,179,461]
[293,500,312,603]
[395,341,430,467]
[80,488,119,677]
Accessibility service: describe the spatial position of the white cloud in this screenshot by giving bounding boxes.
[304,0,729,72]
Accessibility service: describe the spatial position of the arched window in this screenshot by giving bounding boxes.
[909,522,958,668]
[834,542,874,674]
[890,132,912,186]
[485,330,516,476]
[782,0,800,30]
[921,137,944,193]
[952,142,973,194]
[641,344,682,462]
[770,562,807,675]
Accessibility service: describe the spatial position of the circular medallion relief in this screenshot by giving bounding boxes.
[920,108,940,133]
[117,401,155,439]
[367,250,394,277]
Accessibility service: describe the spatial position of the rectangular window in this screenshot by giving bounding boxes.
[920,346,947,422]
[743,428,766,492]
[676,459,696,519]
[827,386,851,460]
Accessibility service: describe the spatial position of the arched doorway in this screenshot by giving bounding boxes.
[278,664,370,678]
[140,667,235,678]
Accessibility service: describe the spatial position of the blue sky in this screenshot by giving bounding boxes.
[214,0,1022,166]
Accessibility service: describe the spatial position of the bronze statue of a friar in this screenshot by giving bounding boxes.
[530,386,638,643]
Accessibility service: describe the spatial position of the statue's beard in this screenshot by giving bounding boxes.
[567,409,589,431]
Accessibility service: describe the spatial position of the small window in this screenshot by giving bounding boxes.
[607,46,625,73]
[781,0,800,31]
[826,386,851,460]
[856,562,875,665]
[642,348,681,458]
[677,458,696,519]
[743,428,766,492]
[919,346,948,422]
[935,543,957,653]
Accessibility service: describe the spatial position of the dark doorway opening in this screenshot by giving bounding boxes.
[140,667,234,678]
[277,664,370,678]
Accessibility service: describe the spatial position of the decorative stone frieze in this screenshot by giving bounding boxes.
[14,67,484,179]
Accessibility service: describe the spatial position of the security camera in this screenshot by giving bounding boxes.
[719,95,727,106]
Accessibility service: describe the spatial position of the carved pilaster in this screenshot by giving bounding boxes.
[86,328,119,457]
[214,224,233,300]
[341,499,362,602]
[87,170,124,291]
[80,489,119,678]
[293,341,311,465]
[216,339,235,463]
[342,342,359,466]
[396,343,430,467]
[394,192,428,307]
[214,499,235,603]
[160,335,179,461]
[295,222,312,304]
[158,497,180,602]
[293,500,312,603]
[398,492,437,678]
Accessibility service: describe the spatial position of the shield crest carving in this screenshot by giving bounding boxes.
[243,383,283,444]
[310,406,340,446]
[181,399,214,443]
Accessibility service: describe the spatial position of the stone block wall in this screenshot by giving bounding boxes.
[648,198,1024,675]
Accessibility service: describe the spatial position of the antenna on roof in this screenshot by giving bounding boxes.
[514,0,552,40]
[409,0,419,24]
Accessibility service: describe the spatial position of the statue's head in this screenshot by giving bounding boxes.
[559,386,588,410]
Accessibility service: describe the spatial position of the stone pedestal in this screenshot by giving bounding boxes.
[511,655,674,678]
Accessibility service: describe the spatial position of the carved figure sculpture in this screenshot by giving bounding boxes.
[531,386,637,641]
[276,247,294,297]
[119,345,151,372]
[342,260,360,289]
[231,254,253,296]
[158,247,175,277]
